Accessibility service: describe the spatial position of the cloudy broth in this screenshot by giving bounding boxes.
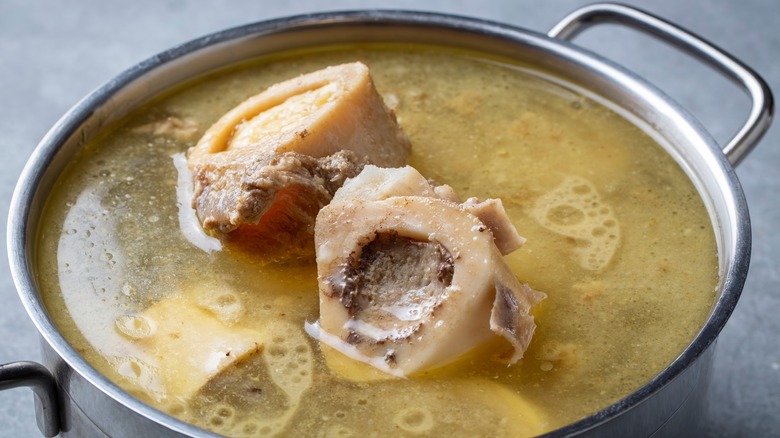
[36,45,717,436]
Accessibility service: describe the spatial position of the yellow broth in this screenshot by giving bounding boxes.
[36,45,717,436]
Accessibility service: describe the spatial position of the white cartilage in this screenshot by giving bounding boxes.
[463,197,526,255]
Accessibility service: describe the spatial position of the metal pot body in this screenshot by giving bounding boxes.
[5,5,772,437]
[38,333,716,437]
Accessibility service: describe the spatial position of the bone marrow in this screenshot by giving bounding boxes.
[329,232,454,337]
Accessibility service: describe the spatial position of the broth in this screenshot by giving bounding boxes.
[36,45,717,436]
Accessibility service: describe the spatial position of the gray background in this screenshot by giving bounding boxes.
[1,0,777,436]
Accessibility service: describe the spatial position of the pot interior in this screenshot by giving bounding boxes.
[12,11,747,437]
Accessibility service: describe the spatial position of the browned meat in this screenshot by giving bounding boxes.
[191,149,365,260]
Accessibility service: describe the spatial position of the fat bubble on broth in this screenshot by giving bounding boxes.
[531,176,620,271]
[35,44,718,437]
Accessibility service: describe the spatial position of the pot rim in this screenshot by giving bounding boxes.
[7,9,752,437]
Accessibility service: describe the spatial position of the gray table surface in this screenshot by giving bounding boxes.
[1,0,778,436]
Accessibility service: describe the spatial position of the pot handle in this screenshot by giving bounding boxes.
[548,2,774,166]
[0,361,60,437]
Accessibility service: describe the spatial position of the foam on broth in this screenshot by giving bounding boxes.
[36,45,717,436]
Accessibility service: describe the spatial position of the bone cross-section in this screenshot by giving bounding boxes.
[314,165,545,376]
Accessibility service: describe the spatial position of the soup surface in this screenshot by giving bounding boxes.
[36,45,718,436]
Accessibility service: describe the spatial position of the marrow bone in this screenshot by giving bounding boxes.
[315,166,545,376]
[187,62,411,259]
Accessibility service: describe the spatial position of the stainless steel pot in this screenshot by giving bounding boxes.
[2,3,773,437]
